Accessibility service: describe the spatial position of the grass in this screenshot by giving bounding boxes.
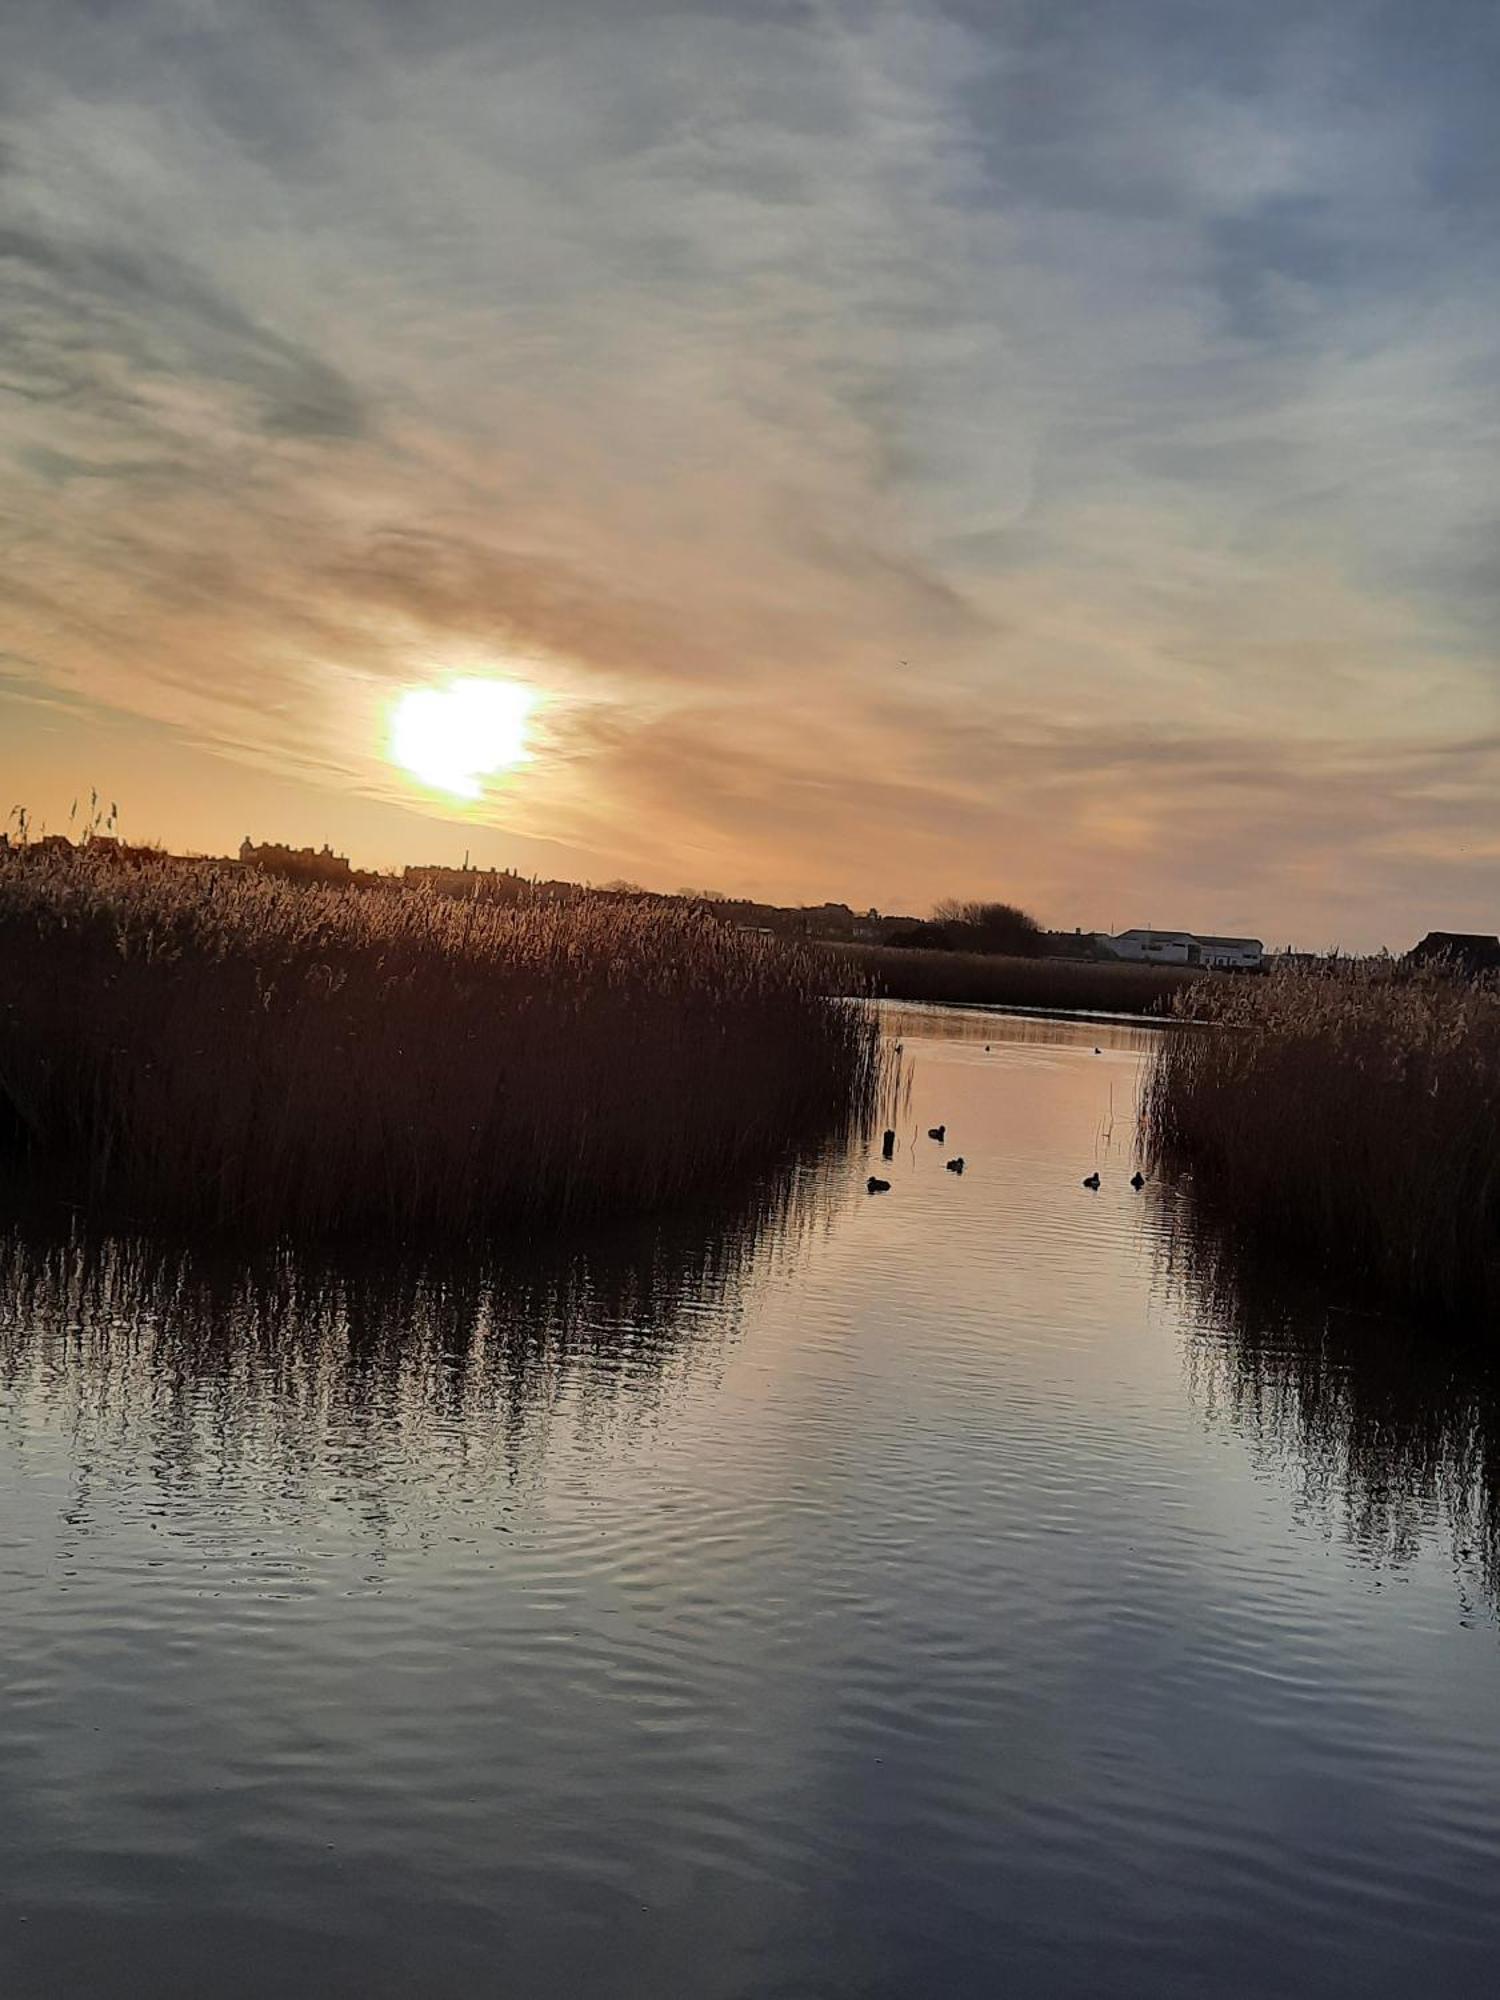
[0,842,882,1237]
[1145,962,1500,1314]
[824,941,1203,1015]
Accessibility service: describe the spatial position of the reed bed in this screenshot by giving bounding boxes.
[0,844,881,1237]
[1145,963,1500,1313]
[826,941,1201,1015]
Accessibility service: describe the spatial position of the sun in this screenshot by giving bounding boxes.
[390,678,535,799]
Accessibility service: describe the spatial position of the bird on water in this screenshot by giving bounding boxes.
[867,1175,891,1194]
[946,1158,965,1174]
[928,1125,946,1141]
[1082,1172,1101,1189]
[1130,1171,1145,1189]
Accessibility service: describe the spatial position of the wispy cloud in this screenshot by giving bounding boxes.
[1,0,1496,944]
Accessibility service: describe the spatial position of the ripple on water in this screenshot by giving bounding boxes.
[0,1011,1498,1997]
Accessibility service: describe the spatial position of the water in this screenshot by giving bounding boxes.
[3,1007,1498,1998]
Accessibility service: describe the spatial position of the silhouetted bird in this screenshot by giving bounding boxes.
[928,1125,946,1141]
[1094,1046,1102,1055]
[1082,1172,1101,1189]
[882,1129,896,1159]
[1130,1171,1145,1189]
[866,1176,891,1194]
[946,1157,965,1174]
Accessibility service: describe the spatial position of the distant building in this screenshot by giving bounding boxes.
[239,838,352,885]
[403,863,529,905]
[1192,933,1266,971]
[1407,932,1500,977]
[1096,928,1263,970]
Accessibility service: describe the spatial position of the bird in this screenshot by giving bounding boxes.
[1094,1046,1102,1055]
[946,1157,965,1174]
[881,1129,896,1159]
[866,1175,891,1194]
[928,1124,946,1141]
[1130,1171,1145,1189]
[1082,1172,1101,1189]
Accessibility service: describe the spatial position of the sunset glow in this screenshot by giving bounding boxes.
[2,2,1497,947]
[390,680,535,799]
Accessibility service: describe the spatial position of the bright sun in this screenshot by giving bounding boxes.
[390,678,535,799]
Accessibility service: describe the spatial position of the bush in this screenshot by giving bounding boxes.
[930,899,1044,957]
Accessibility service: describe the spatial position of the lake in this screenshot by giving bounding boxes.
[2,1006,1498,1997]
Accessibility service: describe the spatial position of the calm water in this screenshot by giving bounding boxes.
[3,1008,1499,1998]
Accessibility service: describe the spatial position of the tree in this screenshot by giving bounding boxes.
[930,899,1044,957]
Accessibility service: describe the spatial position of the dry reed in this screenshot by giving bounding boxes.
[1145,962,1500,1313]
[0,844,881,1237]
[827,941,1201,1015]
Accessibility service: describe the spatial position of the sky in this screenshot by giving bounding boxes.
[1,0,1496,947]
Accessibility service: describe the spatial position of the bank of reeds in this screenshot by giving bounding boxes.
[0,844,881,1237]
[1145,963,1500,1314]
[826,941,1201,1016]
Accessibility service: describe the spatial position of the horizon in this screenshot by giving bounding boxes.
[4,816,1435,956]
[4,1,1498,952]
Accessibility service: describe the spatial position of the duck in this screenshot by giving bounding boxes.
[1130,1171,1145,1190]
[866,1175,891,1194]
[881,1129,896,1159]
[946,1157,965,1174]
[1082,1171,1101,1190]
[927,1124,946,1141]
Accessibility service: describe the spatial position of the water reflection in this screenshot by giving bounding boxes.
[0,1164,838,1530]
[4,1012,1499,1998]
[1163,1195,1500,1612]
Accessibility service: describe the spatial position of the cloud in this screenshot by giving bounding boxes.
[0,0,1497,945]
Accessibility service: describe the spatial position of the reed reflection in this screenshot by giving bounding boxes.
[0,1163,838,1535]
[1160,1191,1500,1612]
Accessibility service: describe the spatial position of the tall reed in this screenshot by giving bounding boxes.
[0,844,881,1237]
[1145,962,1500,1313]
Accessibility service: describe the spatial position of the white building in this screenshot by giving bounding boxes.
[1096,928,1263,970]
[1193,933,1265,970]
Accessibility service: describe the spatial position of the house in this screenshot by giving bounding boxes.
[239,838,352,885]
[1406,932,1500,977]
[1096,928,1195,965]
[404,862,529,905]
[1096,928,1264,970]
[1192,934,1266,971]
